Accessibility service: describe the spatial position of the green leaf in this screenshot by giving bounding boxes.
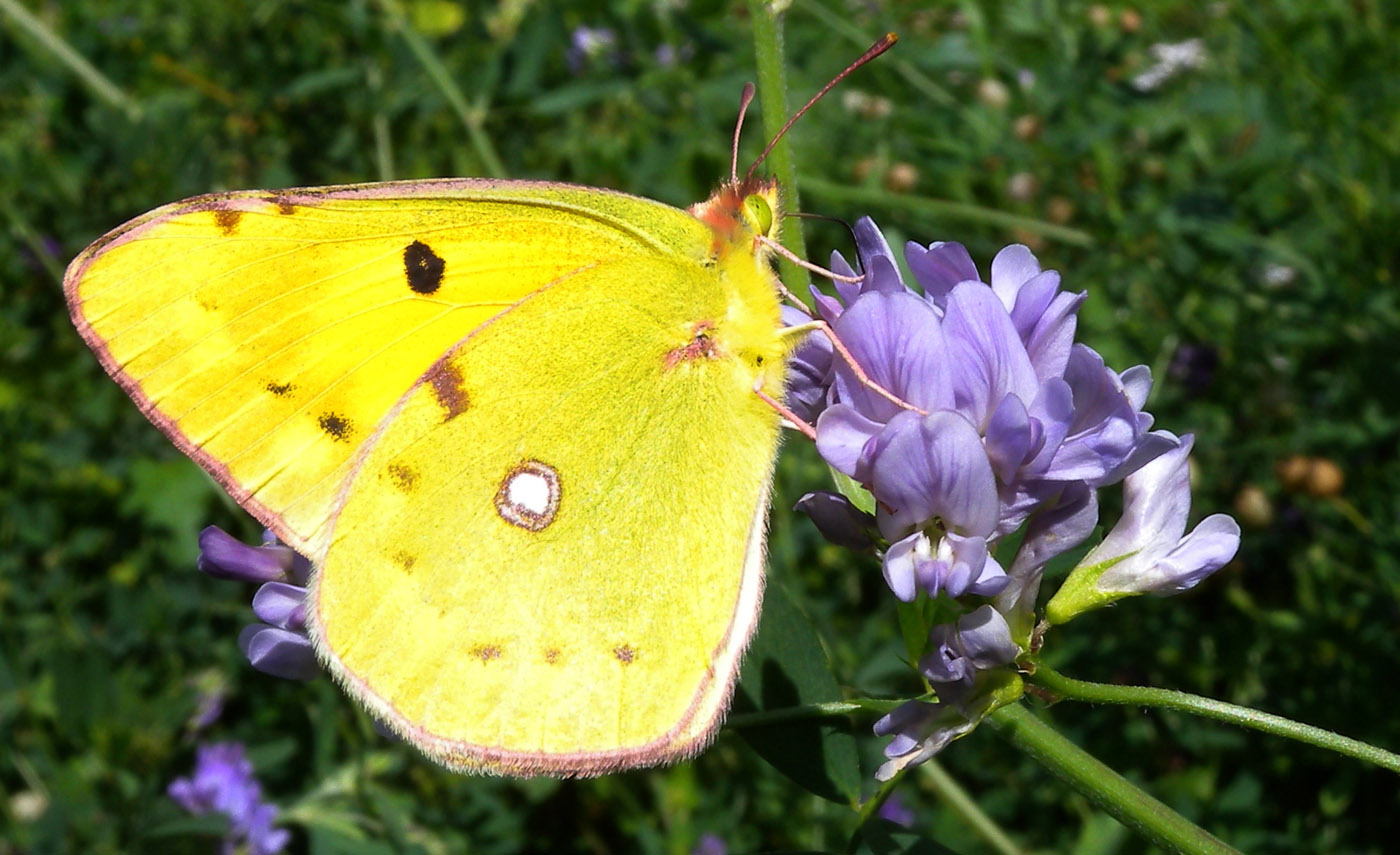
[734,582,862,804]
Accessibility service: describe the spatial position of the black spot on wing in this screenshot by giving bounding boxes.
[403,240,445,294]
[266,381,296,397]
[317,412,352,442]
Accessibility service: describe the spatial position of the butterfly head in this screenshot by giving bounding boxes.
[687,176,782,258]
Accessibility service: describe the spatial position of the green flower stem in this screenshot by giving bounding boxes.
[373,0,505,178]
[801,176,1095,247]
[746,0,810,294]
[725,700,871,729]
[0,0,140,119]
[1029,662,1400,774]
[987,703,1241,855]
[919,760,1026,855]
[847,769,907,853]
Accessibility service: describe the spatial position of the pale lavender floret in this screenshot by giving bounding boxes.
[1091,435,1241,595]
[1041,346,1164,485]
[877,792,917,828]
[919,606,1019,699]
[239,625,319,682]
[872,607,1019,778]
[692,833,728,855]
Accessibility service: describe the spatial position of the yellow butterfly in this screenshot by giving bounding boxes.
[66,173,788,776]
[64,38,895,777]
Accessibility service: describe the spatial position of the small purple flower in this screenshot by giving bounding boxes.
[198,527,318,682]
[169,742,290,855]
[1046,435,1241,623]
[873,608,1020,780]
[793,218,1242,782]
[877,792,916,827]
[692,832,727,855]
[566,26,618,73]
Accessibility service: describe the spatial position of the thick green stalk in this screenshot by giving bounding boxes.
[746,0,810,294]
[987,703,1241,855]
[1029,663,1400,774]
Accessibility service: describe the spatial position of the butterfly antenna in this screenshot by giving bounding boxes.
[731,83,757,185]
[743,32,897,184]
[786,211,864,273]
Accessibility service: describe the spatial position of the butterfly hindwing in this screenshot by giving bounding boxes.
[313,249,783,774]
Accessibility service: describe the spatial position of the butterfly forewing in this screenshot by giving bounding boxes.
[65,180,710,557]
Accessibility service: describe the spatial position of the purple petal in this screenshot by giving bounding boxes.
[251,582,308,632]
[238,626,320,681]
[781,305,833,423]
[882,532,926,602]
[1146,514,1241,593]
[984,394,1033,484]
[868,411,999,538]
[814,404,884,480]
[1121,364,1153,411]
[906,240,979,308]
[1021,288,1085,383]
[965,551,1008,597]
[1023,379,1075,477]
[1043,346,1144,481]
[1093,434,1193,564]
[853,216,900,282]
[995,483,1100,634]
[955,605,1019,669]
[828,251,862,308]
[942,283,1039,430]
[989,244,1041,310]
[198,527,291,583]
[831,291,952,420]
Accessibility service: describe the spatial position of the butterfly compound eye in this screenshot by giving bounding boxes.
[742,194,775,239]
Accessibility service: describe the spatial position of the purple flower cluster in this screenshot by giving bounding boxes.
[168,742,289,855]
[197,527,319,681]
[789,219,1240,777]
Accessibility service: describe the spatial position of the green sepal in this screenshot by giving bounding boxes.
[829,466,878,516]
[1044,550,1138,625]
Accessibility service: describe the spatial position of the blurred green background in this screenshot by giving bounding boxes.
[3,1,1398,853]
